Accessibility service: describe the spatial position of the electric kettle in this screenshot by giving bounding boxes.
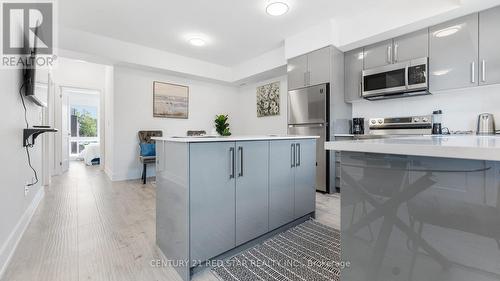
[477,113,496,135]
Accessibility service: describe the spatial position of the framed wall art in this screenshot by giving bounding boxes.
[153,81,189,119]
[256,81,280,117]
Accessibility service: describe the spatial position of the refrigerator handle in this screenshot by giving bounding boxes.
[288,123,325,128]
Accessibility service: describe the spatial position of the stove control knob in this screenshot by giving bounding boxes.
[422,117,429,122]
[377,119,384,124]
[370,119,377,125]
[413,117,420,122]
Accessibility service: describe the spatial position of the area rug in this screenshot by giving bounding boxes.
[212,220,341,281]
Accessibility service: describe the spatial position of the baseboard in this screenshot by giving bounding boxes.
[104,166,114,181]
[0,188,44,279]
[110,167,157,182]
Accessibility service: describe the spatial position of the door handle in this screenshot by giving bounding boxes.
[471,61,476,83]
[481,60,486,82]
[237,146,243,177]
[296,143,301,166]
[229,147,235,179]
[291,143,295,168]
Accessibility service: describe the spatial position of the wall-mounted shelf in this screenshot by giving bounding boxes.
[23,126,58,147]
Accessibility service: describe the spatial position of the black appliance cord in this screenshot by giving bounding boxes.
[19,82,39,187]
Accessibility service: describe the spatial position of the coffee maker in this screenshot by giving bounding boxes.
[352,118,364,135]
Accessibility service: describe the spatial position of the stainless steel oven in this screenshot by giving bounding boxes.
[362,57,429,100]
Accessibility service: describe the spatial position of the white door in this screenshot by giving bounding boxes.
[61,93,70,173]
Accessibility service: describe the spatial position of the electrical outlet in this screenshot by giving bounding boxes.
[24,186,29,196]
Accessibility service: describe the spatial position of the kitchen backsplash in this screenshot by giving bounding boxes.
[351,84,500,132]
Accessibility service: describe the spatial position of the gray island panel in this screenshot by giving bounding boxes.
[156,136,317,281]
[156,141,190,281]
[189,142,236,262]
[340,151,500,281]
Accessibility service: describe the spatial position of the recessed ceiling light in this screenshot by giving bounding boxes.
[266,2,289,16]
[434,25,461,38]
[188,38,206,47]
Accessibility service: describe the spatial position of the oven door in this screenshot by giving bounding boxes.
[362,62,408,98]
[407,57,428,91]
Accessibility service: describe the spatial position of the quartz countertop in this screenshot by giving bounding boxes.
[325,135,500,161]
[153,135,320,143]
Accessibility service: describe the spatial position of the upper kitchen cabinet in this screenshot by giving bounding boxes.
[364,30,429,69]
[393,29,429,63]
[308,47,331,86]
[344,48,364,103]
[479,6,500,86]
[429,13,479,92]
[287,46,331,90]
[363,39,393,69]
[287,55,308,90]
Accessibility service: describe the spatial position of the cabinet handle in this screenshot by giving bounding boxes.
[394,43,399,63]
[359,82,363,97]
[471,61,475,83]
[229,147,235,179]
[238,146,243,177]
[296,143,301,166]
[387,45,392,64]
[481,60,486,82]
[291,143,295,168]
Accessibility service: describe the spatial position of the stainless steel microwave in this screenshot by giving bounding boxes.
[362,57,429,100]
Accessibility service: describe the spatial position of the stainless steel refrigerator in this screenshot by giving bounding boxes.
[287,83,329,192]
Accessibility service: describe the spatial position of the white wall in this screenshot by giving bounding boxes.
[0,69,44,276]
[52,58,108,90]
[232,76,288,136]
[352,84,500,132]
[104,67,114,178]
[51,58,111,174]
[111,66,238,181]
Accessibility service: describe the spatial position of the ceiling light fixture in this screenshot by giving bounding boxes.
[266,2,289,16]
[188,38,206,47]
[434,25,462,38]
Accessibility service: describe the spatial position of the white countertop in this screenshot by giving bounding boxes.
[325,135,500,161]
[153,135,320,143]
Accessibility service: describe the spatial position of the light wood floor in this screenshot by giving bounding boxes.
[2,162,340,281]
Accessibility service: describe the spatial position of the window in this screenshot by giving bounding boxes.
[70,104,99,156]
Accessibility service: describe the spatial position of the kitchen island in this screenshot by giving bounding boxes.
[154,135,318,281]
[326,135,500,281]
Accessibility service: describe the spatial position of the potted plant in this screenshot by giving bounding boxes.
[214,114,231,136]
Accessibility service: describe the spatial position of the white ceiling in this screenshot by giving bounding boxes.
[59,0,500,69]
[59,0,340,66]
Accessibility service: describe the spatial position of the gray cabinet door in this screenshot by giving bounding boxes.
[393,29,429,63]
[235,141,269,245]
[269,140,295,230]
[479,6,500,86]
[308,47,331,86]
[189,142,236,261]
[287,55,308,90]
[363,39,393,69]
[293,139,316,219]
[429,14,479,92]
[344,48,364,103]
